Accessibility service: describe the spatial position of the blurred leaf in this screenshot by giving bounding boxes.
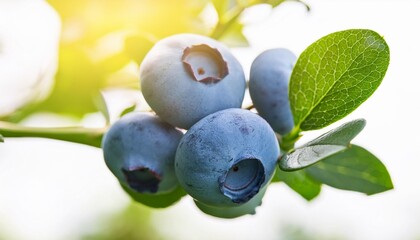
[33,45,104,117]
[0,134,3,143]
[121,184,187,208]
[274,169,321,201]
[218,21,249,47]
[211,0,309,45]
[264,0,286,7]
[106,71,140,89]
[124,34,156,65]
[212,0,235,18]
[306,145,393,195]
[13,0,212,120]
[119,104,137,118]
[210,0,250,42]
[98,52,131,75]
[80,203,161,240]
[47,0,211,42]
[93,92,110,125]
[280,224,346,240]
[290,29,390,131]
[266,0,310,11]
[280,119,366,171]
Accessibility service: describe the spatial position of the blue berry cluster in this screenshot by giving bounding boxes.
[102,34,297,218]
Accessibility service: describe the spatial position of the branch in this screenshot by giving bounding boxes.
[0,121,106,148]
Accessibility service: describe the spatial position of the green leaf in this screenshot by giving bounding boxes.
[33,45,105,118]
[266,0,310,11]
[9,1,211,121]
[306,145,393,195]
[121,184,187,208]
[79,203,159,240]
[305,118,366,146]
[97,52,131,75]
[290,29,390,131]
[274,169,321,201]
[211,0,235,17]
[124,34,155,65]
[218,21,249,47]
[0,134,3,143]
[119,104,137,118]
[93,92,110,125]
[264,0,286,7]
[280,145,347,171]
[280,118,366,171]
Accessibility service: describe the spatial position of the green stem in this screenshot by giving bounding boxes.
[0,121,106,148]
[210,0,310,40]
[279,126,301,152]
[211,0,261,40]
[211,5,243,39]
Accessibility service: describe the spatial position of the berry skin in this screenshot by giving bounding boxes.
[175,108,280,207]
[194,185,268,219]
[249,48,297,135]
[102,112,183,194]
[139,34,246,129]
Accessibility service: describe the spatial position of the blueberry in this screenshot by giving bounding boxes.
[194,185,268,218]
[139,34,246,129]
[249,48,297,135]
[102,112,183,194]
[175,108,279,207]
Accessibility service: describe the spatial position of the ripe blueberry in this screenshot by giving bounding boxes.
[139,34,246,129]
[175,108,280,207]
[102,112,183,194]
[249,48,296,135]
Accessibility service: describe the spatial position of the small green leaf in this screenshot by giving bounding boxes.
[290,29,390,131]
[306,145,393,195]
[280,118,366,171]
[275,169,321,201]
[0,134,3,143]
[121,184,187,208]
[119,104,137,118]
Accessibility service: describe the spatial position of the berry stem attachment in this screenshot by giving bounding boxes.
[0,121,105,148]
[244,104,254,110]
[279,126,302,152]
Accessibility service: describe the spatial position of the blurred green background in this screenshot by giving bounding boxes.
[3,0,286,122]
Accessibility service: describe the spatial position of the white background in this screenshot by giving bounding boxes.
[1,0,419,239]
